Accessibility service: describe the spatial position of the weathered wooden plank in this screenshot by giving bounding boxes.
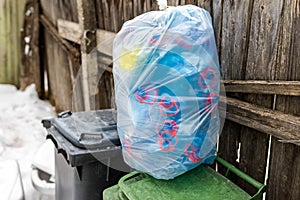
[196,0,211,13]
[9,0,16,84]
[77,0,98,111]
[0,1,7,83]
[43,30,73,112]
[217,119,240,181]
[211,0,222,55]
[273,0,300,117]
[214,1,256,192]
[40,0,78,112]
[20,0,44,97]
[40,14,81,95]
[143,0,152,12]
[223,80,300,96]
[41,0,78,25]
[5,0,12,84]
[219,1,253,80]
[95,0,104,29]
[267,138,300,200]
[56,17,115,111]
[96,71,112,109]
[101,0,112,31]
[40,16,80,58]
[265,1,300,199]
[236,0,287,195]
[225,96,300,145]
[122,0,133,22]
[57,19,81,43]
[0,0,26,86]
[57,19,116,57]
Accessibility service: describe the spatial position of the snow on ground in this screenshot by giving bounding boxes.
[0,84,56,199]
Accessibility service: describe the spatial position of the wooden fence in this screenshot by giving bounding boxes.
[21,0,300,199]
[0,0,26,86]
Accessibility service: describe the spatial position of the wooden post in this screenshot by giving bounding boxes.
[76,0,98,111]
[20,0,44,97]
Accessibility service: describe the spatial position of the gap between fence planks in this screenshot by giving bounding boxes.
[222,96,300,145]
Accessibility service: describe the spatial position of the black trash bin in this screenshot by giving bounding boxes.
[42,109,131,200]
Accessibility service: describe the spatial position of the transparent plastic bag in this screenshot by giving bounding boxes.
[113,5,220,179]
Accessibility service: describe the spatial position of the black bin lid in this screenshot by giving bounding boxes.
[42,109,122,166]
[50,109,120,149]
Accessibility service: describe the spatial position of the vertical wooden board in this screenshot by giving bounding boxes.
[70,63,85,112]
[105,72,114,108]
[150,0,159,10]
[238,129,269,195]
[5,0,12,84]
[101,0,112,31]
[96,71,113,109]
[122,0,132,22]
[40,0,79,111]
[14,0,24,85]
[267,2,300,199]
[117,0,124,31]
[142,0,152,12]
[16,0,27,85]
[20,0,43,97]
[238,122,270,195]
[219,0,254,80]
[58,0,79,23]
[70,56,84,112]
[44,32,73,112]
[40,0,78,25]
[77,0,98,111]
[185,0,198,6]
[237,0,285,195]
[218,120,240,167]
[133,0,143,16]
[212,0,222,54]
[95,0,105,29]
[215,0,254,183]
[267,139,300,200]
[43,33,57,107]
[9,0,16,84]
[246,0,283,81]
[274,0,300,117]
[109,72,116,109]
[96,77,108,109]
[196,0,212,13]
[0,0,7,83]
[168,0,178,6]
[110,0,121,32]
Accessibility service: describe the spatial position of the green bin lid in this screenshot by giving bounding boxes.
[117,165,251,200]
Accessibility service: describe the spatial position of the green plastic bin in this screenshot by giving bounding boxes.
[103,157,265,200]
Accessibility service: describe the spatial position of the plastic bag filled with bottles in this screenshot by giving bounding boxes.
[113,5,221,179]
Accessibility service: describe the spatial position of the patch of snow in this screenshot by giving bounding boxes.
[25,7,34,17]
[157,0,168,10]
[24,36,31,44]
[0,160,24,200]
[0,84,55,199]
[25,44,30,55]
